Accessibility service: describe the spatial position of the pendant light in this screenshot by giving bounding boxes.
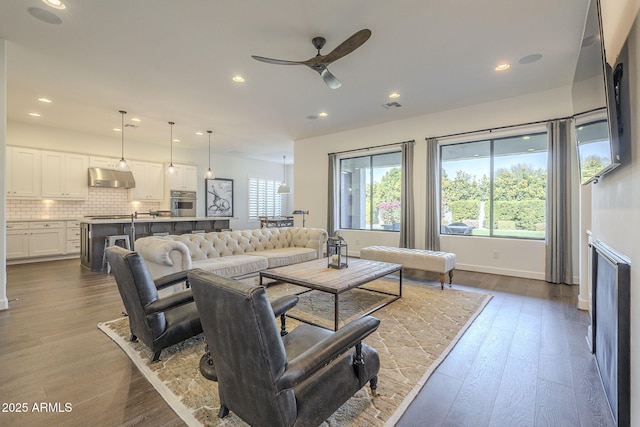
[167,121,176,175]
[204,130,215,179]
[277,155,291,194]
[115,110,130,172]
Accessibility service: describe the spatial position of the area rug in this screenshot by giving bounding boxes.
[98,276,491,426]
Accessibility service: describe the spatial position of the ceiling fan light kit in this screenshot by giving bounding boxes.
[252,28,371,89]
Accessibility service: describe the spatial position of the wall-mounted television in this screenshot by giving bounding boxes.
[572,0,624,185]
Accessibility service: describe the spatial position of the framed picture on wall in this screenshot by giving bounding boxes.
[206,178,233,217]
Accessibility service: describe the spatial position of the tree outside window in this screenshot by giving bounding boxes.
[340,152,402,231]
[440,132,547,239]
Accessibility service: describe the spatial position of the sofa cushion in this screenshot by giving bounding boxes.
[247,247,318,269]
[192,255,269,278]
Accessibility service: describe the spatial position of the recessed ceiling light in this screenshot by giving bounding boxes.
[131,117,141,122]
[195,131,204,136]
[318,112,328,118]
[38,97,52,103]
[173,139,180,143]
[113,127,122,132]
[523,135,531,140]
[527,148,535,152]
[495,63,510,71]
[389,92,400,99]
[29,112,41,117]
[42,0,66,10]
[232,75,245,83]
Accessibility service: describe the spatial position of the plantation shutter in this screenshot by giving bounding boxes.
[248,177,282,218]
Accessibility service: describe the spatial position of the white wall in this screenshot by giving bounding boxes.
[294,86,572,279]
[591,5,639,423]
[1,40,8,311]
[6,120,291,230]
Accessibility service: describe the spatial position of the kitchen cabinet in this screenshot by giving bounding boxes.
[89,156,120,169]
[128,161,164,201]
[66,220,82,254]
[6,221,66,259]
[6,147,41,198]
[41,151,89,199]
[28,221,66,257]
[6,222,30,259]
[166,163,197,191]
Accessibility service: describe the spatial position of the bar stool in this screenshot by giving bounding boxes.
[102,235,131,273]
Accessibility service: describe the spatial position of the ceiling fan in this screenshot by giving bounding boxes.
[251,29,371,89]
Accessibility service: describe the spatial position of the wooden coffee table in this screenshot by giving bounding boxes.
[259,257,402,330]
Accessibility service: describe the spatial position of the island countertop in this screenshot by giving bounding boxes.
[80,216,236,224]
[80,216,234,272]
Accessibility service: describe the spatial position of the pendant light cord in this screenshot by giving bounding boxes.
[119,110,126,159]
[169,121,175,166]
[207,130,212,169]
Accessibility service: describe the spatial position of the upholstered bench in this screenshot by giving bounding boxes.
[360,246,456,289]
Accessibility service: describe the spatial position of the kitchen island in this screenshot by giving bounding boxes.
[80,216,233,272]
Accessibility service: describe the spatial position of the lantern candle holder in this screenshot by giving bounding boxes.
[327,233,348,269]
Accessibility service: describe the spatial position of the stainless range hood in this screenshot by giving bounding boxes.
[88,167,136,188]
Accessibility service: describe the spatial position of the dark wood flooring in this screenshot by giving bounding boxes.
[0,260,614,426]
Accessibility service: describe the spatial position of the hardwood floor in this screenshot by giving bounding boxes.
[397,269,615,427]
[0,260,614,426]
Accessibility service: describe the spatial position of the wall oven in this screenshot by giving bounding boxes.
[170,190,197,217]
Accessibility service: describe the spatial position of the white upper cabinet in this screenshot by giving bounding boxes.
[89,156,119,169]
[128,161,165,201]
[166,163,197,191]
[7,147,41,198]
[41,151,89,199]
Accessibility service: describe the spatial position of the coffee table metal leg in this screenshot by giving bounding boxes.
[334,294,339,331]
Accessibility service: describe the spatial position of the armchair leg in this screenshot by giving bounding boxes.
[280,313,288,336]
[218,404,229,418]
[353,342,366,387]
[151,350,161,362]
[129,334,138,342]
[370,376,378,397]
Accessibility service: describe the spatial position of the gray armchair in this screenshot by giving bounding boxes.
[188,269,381,426]
[106,246,202,361]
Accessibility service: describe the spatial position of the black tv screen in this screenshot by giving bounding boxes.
[572,0,623,185]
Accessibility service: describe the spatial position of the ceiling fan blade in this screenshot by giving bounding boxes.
[320,67,341,89]
[322,29,371,64]
[251,55,303,66]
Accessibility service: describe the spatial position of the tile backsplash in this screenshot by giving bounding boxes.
[6,187,162,220]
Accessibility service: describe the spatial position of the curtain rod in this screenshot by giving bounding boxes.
[430,114,574,141]
[328,139,415,156]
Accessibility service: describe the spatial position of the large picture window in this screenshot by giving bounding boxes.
[440,132,547,239]
[248,177,282,219]
[339,151,402,231]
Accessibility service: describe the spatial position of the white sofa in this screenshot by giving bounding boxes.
[135,227,328,279]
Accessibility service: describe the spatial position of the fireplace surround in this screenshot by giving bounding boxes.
[590,240,630,427]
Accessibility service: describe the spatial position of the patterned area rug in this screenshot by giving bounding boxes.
[98,276,491,426]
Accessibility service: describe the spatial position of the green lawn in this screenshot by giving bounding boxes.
[470,228,545,239]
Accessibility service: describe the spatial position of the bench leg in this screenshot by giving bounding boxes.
[439,273,445,290]
[449,269,454,287]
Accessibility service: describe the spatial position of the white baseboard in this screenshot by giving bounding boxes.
[455,263,546,281]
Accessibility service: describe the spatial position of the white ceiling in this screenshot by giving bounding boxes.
[1,0,589,164]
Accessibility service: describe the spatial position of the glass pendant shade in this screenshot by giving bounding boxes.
[115,110,130,172]
[277,155,291,194]
[204,130,214,179]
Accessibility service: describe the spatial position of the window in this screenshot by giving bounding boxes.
[440,132,547,239]
[339,151,402,231]
[248,177,282,218]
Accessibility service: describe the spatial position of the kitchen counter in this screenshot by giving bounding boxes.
[80,216,234,272]
[80,216,235,224]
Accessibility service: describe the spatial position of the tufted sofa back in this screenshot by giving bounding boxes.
[163,227,327,261]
